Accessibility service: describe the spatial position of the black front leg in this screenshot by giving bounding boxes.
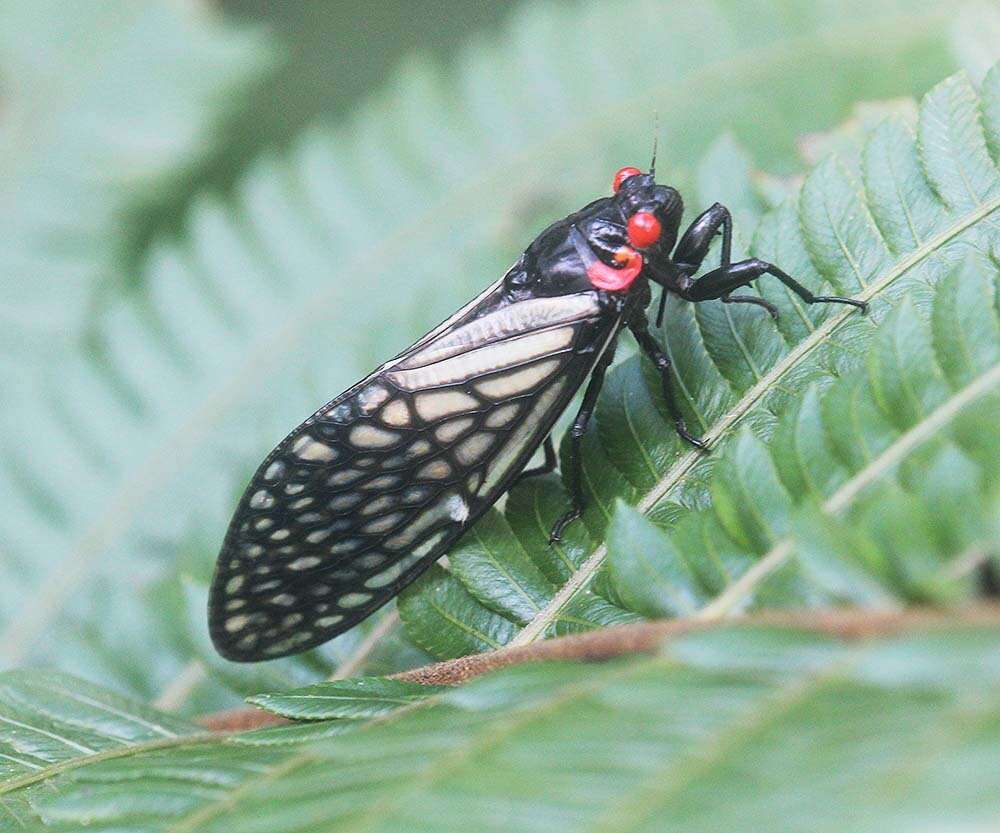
[672,203,779,318]
[513,435,556,485]
[549,338,618,544]
[655,202,732,326]
[673,202,732,273]
[629,312,708,451]
[683,258,867,313]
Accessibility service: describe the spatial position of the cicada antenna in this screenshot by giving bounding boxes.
[649,113,659,178]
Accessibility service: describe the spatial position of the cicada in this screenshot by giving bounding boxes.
[209,164,865,660]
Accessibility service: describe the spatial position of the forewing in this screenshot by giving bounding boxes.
[209,290,613,660]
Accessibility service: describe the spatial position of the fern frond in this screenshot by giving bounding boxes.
[405,67,1000,656]
[0,2,990,699]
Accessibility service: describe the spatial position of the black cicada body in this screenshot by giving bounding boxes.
[209,165,866,661]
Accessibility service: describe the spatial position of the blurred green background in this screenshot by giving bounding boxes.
[135,2,526,259]
[0,0,997,714]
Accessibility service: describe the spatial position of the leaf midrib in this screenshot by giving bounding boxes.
[0,11,953,663]
[586,648,863,833]
[338,659,654,833]
[468,526,545,617]
[6,617,994,826]
[698,358,1000,619]
[511,195,1000,646]
[0,731,213,798]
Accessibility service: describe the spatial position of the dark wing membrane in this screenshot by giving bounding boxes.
[209,290,616,660]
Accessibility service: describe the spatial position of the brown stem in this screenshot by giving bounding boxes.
[197,606,1000,731]
[197,706,290,732]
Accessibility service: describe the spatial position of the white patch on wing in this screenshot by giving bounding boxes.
[357,383,389,414]
[400,294,600,369]
[292,435,339,462]
[417,459,452,480]
[385,490,463,549]
[475,358,561,399]
[445,493,469,522]
[455,432,496,465]
[349,424,401,449]
[328,469,363,486]
[379,399,411,426]
[363,550,426,589]
[413,389,479,422]
[435,416,474,443]
[480,378,568,496]
[389,326,576,390]
[485,402,521,428]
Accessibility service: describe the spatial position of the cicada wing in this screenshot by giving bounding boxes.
[209,290,615,660]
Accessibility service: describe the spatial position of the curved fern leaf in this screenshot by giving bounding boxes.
[3,621,1000,831]
[609,258,1000,618]
[407,65,1000,656]
[0,670,200,827]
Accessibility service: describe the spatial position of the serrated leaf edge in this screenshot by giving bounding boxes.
[512,194,1000,646]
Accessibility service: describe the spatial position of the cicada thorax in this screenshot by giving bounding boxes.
[208,285,619,661]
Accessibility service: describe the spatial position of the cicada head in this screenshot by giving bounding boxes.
[514,165,685,300]
[611,167,684,258]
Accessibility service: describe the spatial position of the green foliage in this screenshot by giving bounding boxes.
[247,676,444,720]
[1,621,998,831]
[0,1,270,352]
[1,0,980,706]
[608,261,1000,616]
[0,669,201,827]
[398,65,1000,655]
[1,1,999,827]
[399,565,520,658]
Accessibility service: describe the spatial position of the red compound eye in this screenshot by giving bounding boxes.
[627,211,662,248]
[612,166,642,193]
